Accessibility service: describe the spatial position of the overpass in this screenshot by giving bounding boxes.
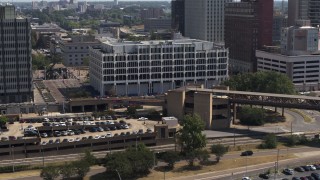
[188,88,320,110]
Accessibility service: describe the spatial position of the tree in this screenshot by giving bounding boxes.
[32,54,50,70]
[40,166,60,180]
[82,57,90,66]
[159,151,180,169]
[82,149,96,166]
[72,160,90,178]
[261,134,278,149]
[211,144,228,162]
[60,163,76,179]
[238,106,266,126]
[0,116,8,128]
[197,149,211,163]
[178,114,206,166]
[105,152,133,178]
[126,106,137,116]
[223,71,296,95]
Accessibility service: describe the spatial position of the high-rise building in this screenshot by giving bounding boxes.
[140,8,164,21]
[184,0,232,43]
[89,39,229,96]
[273,13,287,45]
[114,0,118,6]
[171,0,185,35]
[0,4,33,103]
[288,0,320,27]
[225,0,273,73]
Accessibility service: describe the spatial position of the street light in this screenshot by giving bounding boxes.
[115,169,122,180]
[42,145,45,167]
[135,136,140,151]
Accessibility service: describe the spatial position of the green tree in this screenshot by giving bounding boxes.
[72,160,90,178]
[60,163,76,179]
[126,106,137,116]
[261,134,278,149]
[159,151,180,169]
[197,149,211,163]
[0,116,8,128]
[238,106,266,126]
[105,152,133,178]
[40,166,60,180]
[286,135,300,147]
[32,54,50,70]
[211,144,228,162]
[223,71,296,94]
[82,149,96,166]
[178,114,206,166]
[82,57,90,66]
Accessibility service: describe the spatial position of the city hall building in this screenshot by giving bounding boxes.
[89,38,229,96]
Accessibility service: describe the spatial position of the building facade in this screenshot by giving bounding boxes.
[281,20,319,55]
[273,14,287,45]
[0,4,33,103]
[184,0,232,43]
[171,0,185,35]
[144,18,171,32]
[89,39,229,96]
[225,0,273,73]
[257,50,320,91]
[60,35,100,66]
[165,86,230,130]
[288,0,320,27]
[140,8,164,21]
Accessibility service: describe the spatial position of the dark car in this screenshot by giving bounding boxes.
[259,173,270,179]
[292,177,300,180]
[314,164,320,170]
[82,137,88,141]
[88,136,93,139]
[90,127,98,132]
[120,132,126,136]
[79,129,86,134]
[294,166,305,172]
[241,150,253,156]
[62,138,68,143]
[307,176,316,180]
[54,131,61,137]
[283,168,294,175]
[8,136,16,140]
[74,130,81,135]
[300,177,308,180]
[48,140,54,144]
[311,172,320,180]
[302,166,311,171]
[104,127,110,131]
[110,126,117,130]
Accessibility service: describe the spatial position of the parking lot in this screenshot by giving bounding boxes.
[1,116,158,145]
[243,164,320,180]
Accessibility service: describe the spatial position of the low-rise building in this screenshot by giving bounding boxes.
[89,38,229,96]
[165,85,230,130]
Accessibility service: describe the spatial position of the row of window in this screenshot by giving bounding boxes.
[103,71,227,81]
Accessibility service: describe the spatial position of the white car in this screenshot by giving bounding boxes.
[307,165,317,170]
[59,122,66,126]
[94,135,100,139]
[67,130,74,136]
[67,118,73,122]
[123,124,129,129]
[242,177,251,180]
[100,135,106,139]
[95,117,101,121]
[138,117,146,121]
[75,137,81,142]
[68,138,74,142]
[41,141,47,145]
[61,131,68,136]
[106,133,112,137]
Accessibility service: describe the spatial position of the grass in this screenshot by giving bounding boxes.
[290,109,313,123]
[138,154,296,180]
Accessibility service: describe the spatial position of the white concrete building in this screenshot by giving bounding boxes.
[89,39,229,96]
[0,4,33,103]
[257,50,320,91]
[184,0,232,43]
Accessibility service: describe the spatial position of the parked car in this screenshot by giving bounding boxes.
[90,127,98,132]
[302,165,311,171]
[307,165,317,171]
[48,140,54,144]
[54,131,61,137]
[40,133,48,138]
[100,135,106,139]
[82,137,88,141]
[120,132,126,136]
[94,135,100,139]
[9,136,16,140]
[41,141,47,145]
[283,168,294,175]
[146,128,152,133]
[106,133,112,137]
[311,172,320,180]
[258,173,270,179]
[97,127,104,132]
[88,136,93,139]
[295,166,305,172]
[61,131,68,136]
[62,139,68,143]
[1,137,8,141]
[67,130,74,136]
[306,176,316,180]
[68,138,74,143]
[241,150,253,156]
[314,164,320,170]
[104,127,110,131]
[79,129,86,134]
[242,177,251,180]
[138,129,144,135]
[55,139,61,144]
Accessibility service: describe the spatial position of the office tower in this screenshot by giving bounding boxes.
[89,39,229,96]
[288,0,320,27]
[114,0,118,6]
[184,0,232,43]
[140,8,164,21]
[0,4,33,103]
[225,0,273,73]
[171,0,185,35]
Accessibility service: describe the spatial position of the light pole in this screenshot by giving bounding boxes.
[42,145,45,167]
[135,136,139,151]
[115,169,122,180]
[11,146,15,172]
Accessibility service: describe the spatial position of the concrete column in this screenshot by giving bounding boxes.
[282,107,284,117]
[233,103,236,124]
[81,105,84,112]
[275,107,277,112]
[94,105,97,112]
